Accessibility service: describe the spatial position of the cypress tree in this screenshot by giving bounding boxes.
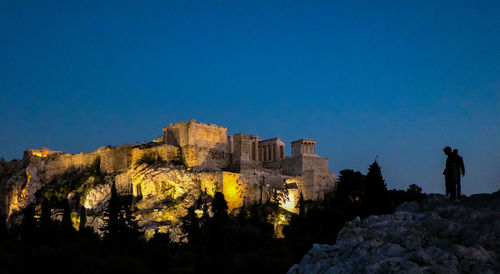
[62,202,73,232]
[212,192,228,220]
[122,204,140,240]
[236,201,247,223]
[201,202,210,226]
[367,160,386,192]
[0,213,6,241]
[365,160,388,215]
[21,205,37,241]
[210,192,229,273]
[298,192,306,217]
[79,206,86,232]
[40,198,52,229]
[105,181,119,239]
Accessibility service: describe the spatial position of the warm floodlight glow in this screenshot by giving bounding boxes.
[280,190,298,213]
[32,151,45,157]
[222,172,245,212]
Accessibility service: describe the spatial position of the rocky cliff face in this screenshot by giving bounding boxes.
[0,147,285,241]
[288,192,500,273]
[0,148,212,240]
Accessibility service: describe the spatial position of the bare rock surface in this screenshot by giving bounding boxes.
[288,192,500,273]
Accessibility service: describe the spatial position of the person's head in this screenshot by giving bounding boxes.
[443,146,452,155]
[453,149,459,155]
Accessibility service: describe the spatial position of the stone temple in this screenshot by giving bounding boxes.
[160,120,336,208]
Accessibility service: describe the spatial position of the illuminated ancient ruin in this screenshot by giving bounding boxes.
[0,120,336,239]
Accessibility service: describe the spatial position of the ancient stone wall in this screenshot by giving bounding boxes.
[98,146,130,174]
[2,120,337,236]
[281,157,303,176]
[281,156,330,176]
[281,156,335,200]
[182,146,230,171]
[164,120,228,151]
[129,145,180,166]
[39,151,100,181]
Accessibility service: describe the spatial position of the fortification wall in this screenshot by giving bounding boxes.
[98,146,129,174]
[281,157,302,176]
[130,145,180,166]
[25,144,183,182]
[302,156,329,172]
[164,120,228,151]
[182,145,230,171]
[282,156,330,176]
[38,151,100,181]
[189,122,228,151]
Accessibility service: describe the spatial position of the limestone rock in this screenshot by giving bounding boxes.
[288,192,500,273]
[83,183,111,213]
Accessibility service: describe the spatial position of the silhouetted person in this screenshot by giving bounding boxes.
[443,146,458,200]
[453,149,465,198]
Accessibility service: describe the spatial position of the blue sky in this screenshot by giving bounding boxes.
[1,1,499,194]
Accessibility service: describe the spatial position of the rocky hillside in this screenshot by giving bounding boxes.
[0,151,213,241]
[288,192,500,273]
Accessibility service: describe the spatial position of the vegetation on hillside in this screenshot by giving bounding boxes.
[0,160,425,273]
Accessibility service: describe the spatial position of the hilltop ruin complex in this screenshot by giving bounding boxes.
[0,120,336,239]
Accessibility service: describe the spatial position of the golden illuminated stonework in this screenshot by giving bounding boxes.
[0,120,336,240]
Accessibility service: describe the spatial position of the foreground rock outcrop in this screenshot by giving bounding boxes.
[289,192,500,273]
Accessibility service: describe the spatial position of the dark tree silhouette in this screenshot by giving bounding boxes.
[105,181,119,239]
[209,192,230,272]
[79,206,87,232]
[117,204,141,240]
[236,201,247,223]
[365,160,389,215]
[0,213,7,241]
[212,192,228,220]
[336,169,366,206]
[298,192,306,217]
[40,198,52,229]
[180,204,200,243]
[20,205,37,241]
[201,202,210,226]
[408,184,422,193]
[406,184,425,201]
[62,201,74,232]
[366,160,386,192]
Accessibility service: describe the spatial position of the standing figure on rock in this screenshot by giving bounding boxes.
[443,146,458,201]
[453,149,465,199]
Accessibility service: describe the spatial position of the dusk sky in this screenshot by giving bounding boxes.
[1,1,499,195]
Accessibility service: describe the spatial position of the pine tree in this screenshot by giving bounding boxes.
[365,160,388,215]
